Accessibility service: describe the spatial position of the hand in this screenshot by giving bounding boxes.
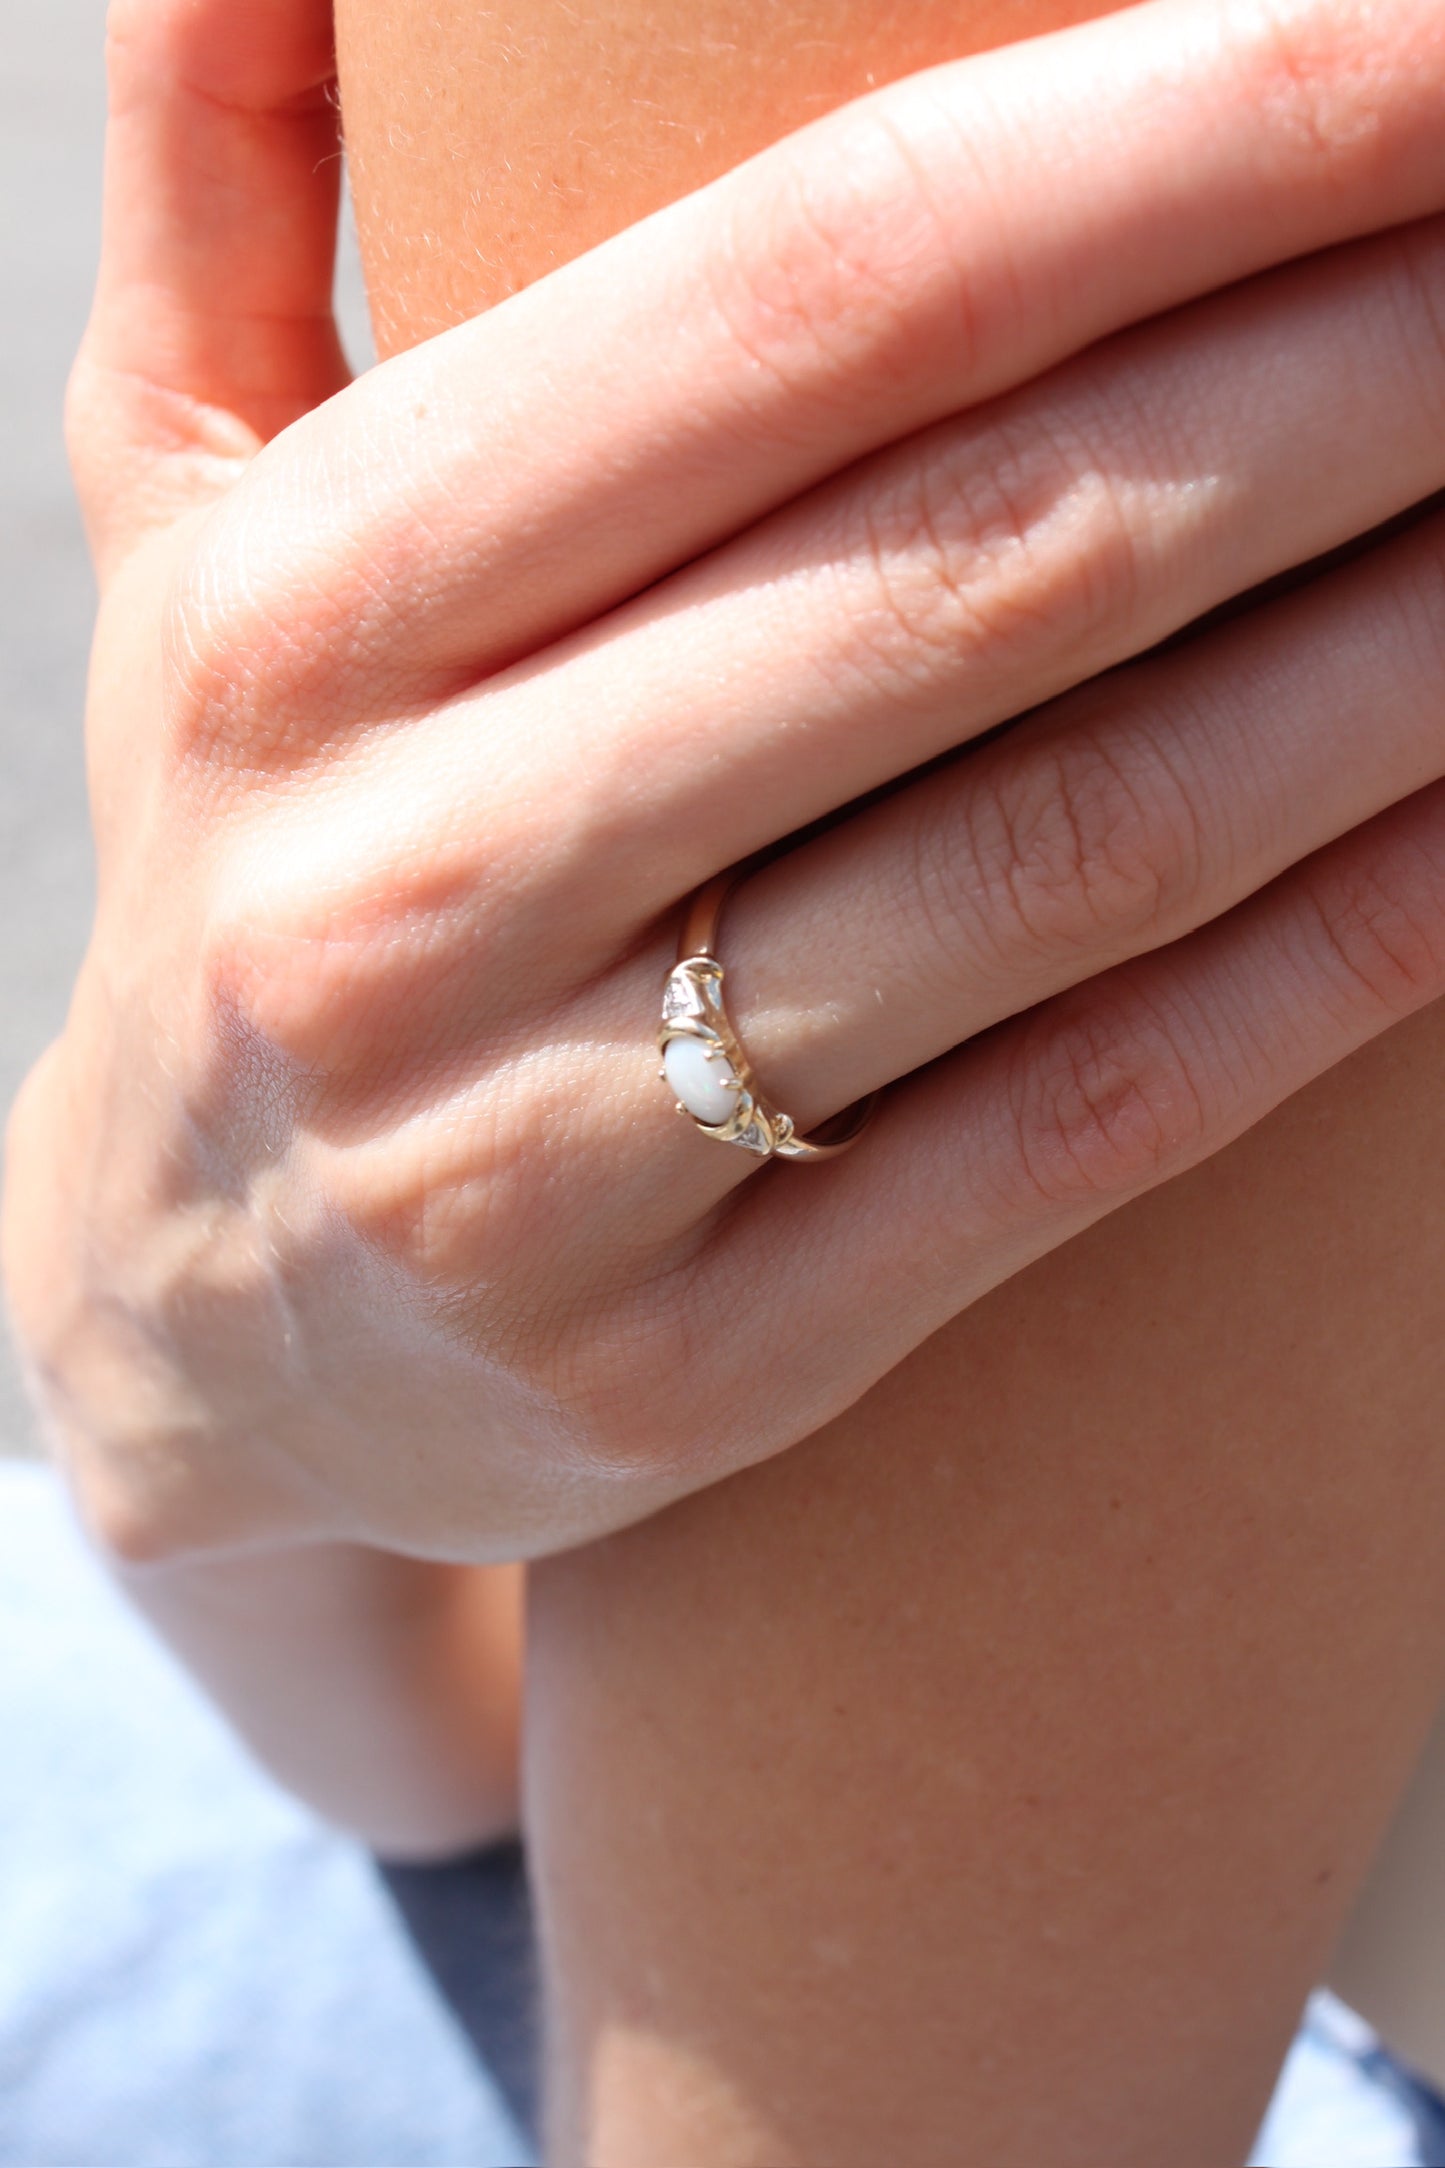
[7,0,1445,1569]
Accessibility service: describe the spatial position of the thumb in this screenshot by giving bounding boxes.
[70,0,351,583]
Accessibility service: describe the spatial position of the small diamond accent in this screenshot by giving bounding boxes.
[662,972,700,1022]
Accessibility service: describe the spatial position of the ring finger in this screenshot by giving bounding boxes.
[642,496,1445,1198]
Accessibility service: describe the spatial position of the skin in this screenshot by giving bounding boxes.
[330,2,1445,2162]
[10,0,1445,2154]
[339,0,1117,351]
[18,0,1445,1907]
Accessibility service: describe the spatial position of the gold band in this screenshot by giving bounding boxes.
[658,868,880,1161]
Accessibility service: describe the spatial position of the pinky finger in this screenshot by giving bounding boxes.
[705,783,1445,1455]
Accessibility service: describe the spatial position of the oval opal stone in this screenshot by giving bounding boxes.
[664,1035,739,1126]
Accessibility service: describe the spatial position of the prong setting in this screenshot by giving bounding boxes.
[657,919,878,1161]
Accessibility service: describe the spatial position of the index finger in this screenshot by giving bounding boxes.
[197,0,1445,727]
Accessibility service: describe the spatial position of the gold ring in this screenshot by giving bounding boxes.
[658,868,881,1160]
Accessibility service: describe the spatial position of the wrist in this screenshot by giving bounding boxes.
[2,1038,321,1568]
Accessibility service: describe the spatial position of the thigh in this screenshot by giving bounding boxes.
[335,2,1445,2158]
[527,1013,1445,2163]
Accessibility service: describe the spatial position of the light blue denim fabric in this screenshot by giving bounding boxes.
[1,1461,1437,2167]
[0,1464,536,2168]
[1252,1995,1425,2165]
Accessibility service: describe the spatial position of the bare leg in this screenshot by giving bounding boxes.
[336,4,1445,2159]
[525,1039,1445,2164]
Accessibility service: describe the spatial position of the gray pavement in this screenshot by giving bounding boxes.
[1,0,105,1453]
[0,2,370,1454]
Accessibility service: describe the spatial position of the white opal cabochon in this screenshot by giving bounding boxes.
[664,1035,739,1126]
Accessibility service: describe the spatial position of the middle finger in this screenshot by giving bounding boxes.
[534,213,1445,927]
[305,209,1445,1037]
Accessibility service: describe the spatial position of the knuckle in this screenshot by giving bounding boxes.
[939,722,1200,976]
[851,455,995,676]
[330,1089,545,1297]
[159,458,401,775]
[198,798,506,1087]
[160,522,322,772]
[990,415,1147,665]
[1226,0,1421,183]
[863,696,1204,1035]
[199,899,325,1079]
[845,408,1144,694]
[1305,838,1445,1018]
[199,885,391,1087]
[160,536,287,769]
[1005,989,1213,1209]
[710,97,985,421]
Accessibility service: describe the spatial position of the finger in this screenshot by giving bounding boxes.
[71,0,349,579]
[503,212,1445,929]
[240,211,1445,1042]
[273,500,1445,1285]
[689,778,1445,1471]
[189,0,1445,719]
[610,494,1445,1229]
[718,500,1445,1130]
